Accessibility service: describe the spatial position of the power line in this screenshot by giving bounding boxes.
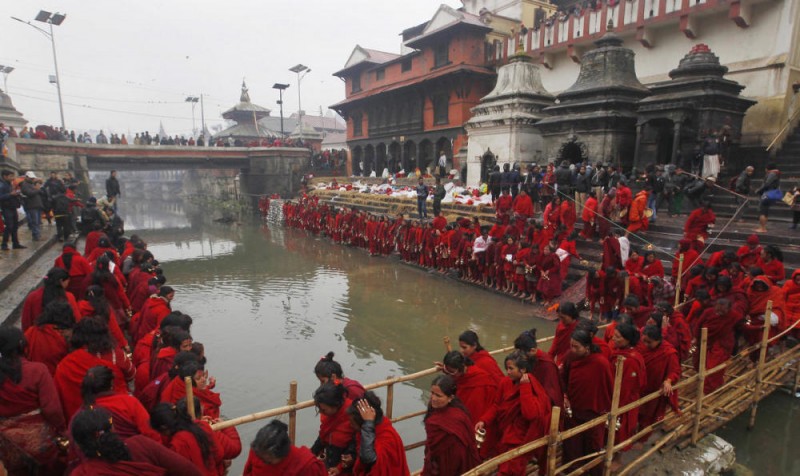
[13,91,199,121]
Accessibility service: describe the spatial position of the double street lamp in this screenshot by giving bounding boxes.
[185,96,199,137]
[272,83,290,137]
[289,64,310,120]
[0,65,14,93]
[11,10,67,129]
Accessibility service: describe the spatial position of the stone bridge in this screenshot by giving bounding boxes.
[1,138,311,201]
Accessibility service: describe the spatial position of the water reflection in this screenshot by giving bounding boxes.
[121,200,555,472]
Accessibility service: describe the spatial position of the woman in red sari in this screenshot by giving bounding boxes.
[439,351,498,427]
[55,242,92,298]
[458,330,504,383]
[548,302,580,365]
[514,329,563,408]
[347,391,410,476]
[314,351,366,400]
[310,380,356,472]
[422,375,480,476]
[476,350,551,475]
[0,327,67,476]
[638,325,680,437]
[641,250,664,278]
[21,267,81,331]
[244,419,326,476]
[536,243,563,303]
[80,366,161,442]
[150,326,193,383]
[610,324,646,462]
[757,245,786,284]
[782,270,800,336]
[71,406,202,476]
[83,255,132,324]
[160,358,221,420]
[24,300,75,375]
[150,398,241,476]
[79,285,130,351]
[561,329,613,476]
[55,317,134,420]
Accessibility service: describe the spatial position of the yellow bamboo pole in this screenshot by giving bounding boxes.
[184,376,196,420]
[603,356,625,476]
[691,328,708,444]
[623,276,630,298]
[674,253,684,308]
[748,300,772,429]
[547,406,561,476]
[386,377,395,420]
[288,381,298,442]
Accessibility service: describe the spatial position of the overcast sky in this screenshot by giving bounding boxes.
[1,0,461,136]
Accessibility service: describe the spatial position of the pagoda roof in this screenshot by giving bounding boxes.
[221,81,271,120]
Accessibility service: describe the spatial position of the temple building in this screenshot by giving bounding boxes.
[334,0,799,179]
[0,89,28,130]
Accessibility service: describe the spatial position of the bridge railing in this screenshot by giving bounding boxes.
[211,304,800,475]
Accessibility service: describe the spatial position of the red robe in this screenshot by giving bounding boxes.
[160,377,223,420]
[639,341,681,431]
[533,349,563,408]
[78,301,128,349]
[495,194,513,217]
[454,365,498,426]
[560,200,577,235]
[548,319,578,364]
[422,405,480,476]
[611,348,646,446]
[626,191,649,232]
[757,257,786,284]
[470,349,504,384]
[536,253,562,300]
[479,377,551,475]
[169,420,241,476]
[83,230,104,258]
[684,208,715,241]
[94,392,163,442]
[150,346,178,383]
[54,348,132,420]
[20,287,81,332]
[664,314,692,362]
[0,359,66,431]
[512,193,534,218]
[692,307,741,394]
[243,447,326,476]
[72,435,204,476]
[641,259,665,279]
[782,270,800,332]
[24,324,69,375]
[55,249,93,297]
[580,196,598,239]
[562,352,613,466]
[602,236,622,270]
[352,418,410,476]
[736,244,761,269]
[133,296,171,344]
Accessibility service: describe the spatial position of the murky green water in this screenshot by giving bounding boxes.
[124,200,800,474]
[126,201,554,473]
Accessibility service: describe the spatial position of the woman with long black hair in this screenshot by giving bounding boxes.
[24,300,75,375]
[79,284,129,351]
[150,398,241,476]
[20,266,80,331]
[54,242,92,297]
[0,326,66,475]
[70,405,201,475]
[83,254,132,321]
[421,375,479,476]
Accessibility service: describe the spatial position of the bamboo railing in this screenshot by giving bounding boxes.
[211,307,800,475]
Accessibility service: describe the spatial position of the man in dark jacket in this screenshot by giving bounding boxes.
[573,164,591,215]
[0,169,25,249]
[489,165,502,203]
[20,172,45,241]
[105,170,121,211]
[555,160,572,196]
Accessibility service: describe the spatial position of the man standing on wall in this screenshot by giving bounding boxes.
[105,170,121,211]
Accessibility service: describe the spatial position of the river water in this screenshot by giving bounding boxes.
[123,200,799,474]
[125,200,554,473]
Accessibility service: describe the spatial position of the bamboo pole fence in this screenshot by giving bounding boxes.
[210,318,800,475]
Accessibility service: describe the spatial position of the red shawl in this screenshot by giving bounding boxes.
[563,352,613,416]
[150,346,178,383]
[470,349,504,384]
[455,365,498,426]
[136,297,171,343]
[642,259,665,278]
[20,287,81,332]
[639,340,681,426]
[782,270,800,330]
[533,349,563,408]
[353,418,410,476]
[78,300,128,348]
[318,398,355,449]
[602,236,622,270]
[95,393,162,442]
[55,249,92,277]
[422,404,480,476]
[611,348,646,443]
[664,314,692,362]
[71,459,167,476]
[548,319,577,364]
[55,349,128,420]
[758,257,786,284]
[160,377,222,420]
[746,276,785,322]
[0,359,65,431]
[243,447,326,476]
[24,324,69,375]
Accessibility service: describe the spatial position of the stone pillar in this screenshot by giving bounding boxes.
[633,123,644,170]
[671,121,681,165]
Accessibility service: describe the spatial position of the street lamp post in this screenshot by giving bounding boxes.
[272,83,290,137]
[185,96,199,137]
[0,65,15,93]
[11,11,67,129]
[289,64,310,120]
